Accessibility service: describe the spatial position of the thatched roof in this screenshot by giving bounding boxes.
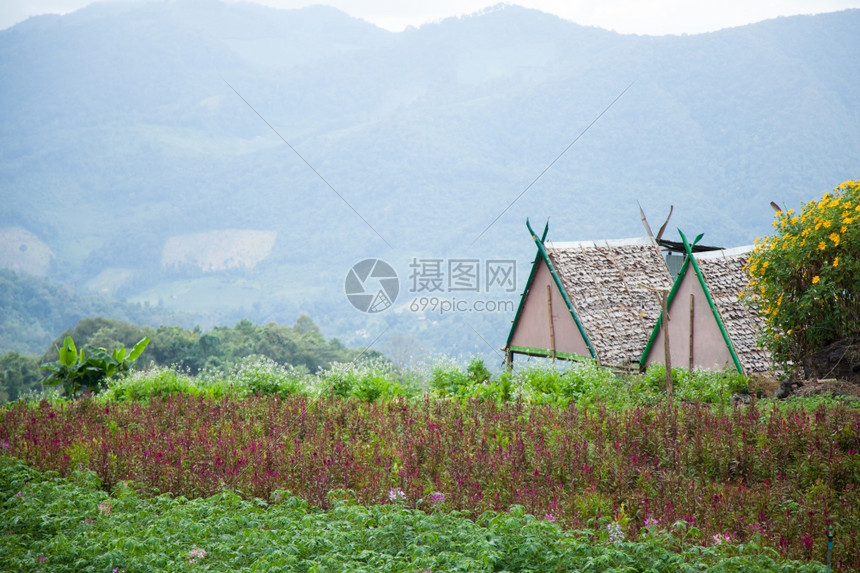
[694,247,772,373]
[544,237,673,366]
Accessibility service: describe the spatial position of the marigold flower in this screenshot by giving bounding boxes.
[830,232,840,246]
[833,257,839,267]
[812,276,820,284]
[819,241,826,251]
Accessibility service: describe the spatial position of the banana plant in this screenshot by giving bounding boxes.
[40,336,150,398]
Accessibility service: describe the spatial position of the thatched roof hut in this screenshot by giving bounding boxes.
[504,221,673,368]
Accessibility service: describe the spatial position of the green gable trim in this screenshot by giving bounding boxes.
[679,230,744,374]
[508,345,590,362]
[639,231,744,374]
[504,220,549,349]
[639,255,692,370]
[525,219,598,361]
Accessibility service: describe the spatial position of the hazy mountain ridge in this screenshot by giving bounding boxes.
[1,1,858,357]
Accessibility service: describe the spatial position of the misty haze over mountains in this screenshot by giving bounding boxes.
[1,1,858,359]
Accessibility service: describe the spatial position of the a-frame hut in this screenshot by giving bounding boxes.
[639,231,771,374]
[504,221,673,368]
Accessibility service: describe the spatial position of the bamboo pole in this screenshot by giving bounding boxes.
[546,284,556,363]
[689,293,695,371]
[661,289,673,408]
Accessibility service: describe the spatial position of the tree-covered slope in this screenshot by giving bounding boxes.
[1,1,857,357]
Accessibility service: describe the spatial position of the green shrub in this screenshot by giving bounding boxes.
[102,366,201,401]
[229,355,310,398]
[317,358,416,401]
[639,365,751,405]
[428,358,472,397]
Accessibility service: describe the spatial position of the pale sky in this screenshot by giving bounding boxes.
[2,0,859,34]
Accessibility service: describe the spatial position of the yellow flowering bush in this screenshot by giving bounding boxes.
[745,180,859,375]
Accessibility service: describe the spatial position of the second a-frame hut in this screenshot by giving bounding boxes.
[504,221,673,368]
[639,231,772,374]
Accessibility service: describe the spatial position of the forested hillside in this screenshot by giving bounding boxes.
[1,1,857,359]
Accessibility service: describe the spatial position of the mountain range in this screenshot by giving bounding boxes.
[1,0,858,361]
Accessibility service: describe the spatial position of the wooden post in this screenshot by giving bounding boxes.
[689,293,695,371]
[644,284,673,407]
[661,289,673,408]
[546,284,556,363]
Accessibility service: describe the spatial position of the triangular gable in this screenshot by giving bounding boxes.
[505,220,595,362]
[640,232,769,374]
[640,251,740,373]
[506,257,595,361]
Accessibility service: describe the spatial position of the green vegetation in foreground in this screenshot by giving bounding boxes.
[95,356,760,409]
[0,457,826,573]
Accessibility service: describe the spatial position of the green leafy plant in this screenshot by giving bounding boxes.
[40,336,150,398]
[745,180,860,374]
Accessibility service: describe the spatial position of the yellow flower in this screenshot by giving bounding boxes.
[812,276,820,284]
[801,228,811,237]
[824,220,832,229]
[790,216,799,224]
[830,232,840,247]
[815,221,823,230]
[841,225,847,234]
[833,257,839,267]
[819,241,827,251]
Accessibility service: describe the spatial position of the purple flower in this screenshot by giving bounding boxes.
[429,492,445,504]
[644,517,659,527]
[188,548,207,563]
[712,532,732,545]
[607,522,625,544]
[388,488,405,502]
[544,513,556,522]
